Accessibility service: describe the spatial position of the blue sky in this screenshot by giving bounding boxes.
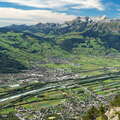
[0,0,120,26]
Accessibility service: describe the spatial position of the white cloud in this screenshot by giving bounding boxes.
[0,7,76,26]
[0,0,105,10]
[71,0,104,10]
[0,0,105,26]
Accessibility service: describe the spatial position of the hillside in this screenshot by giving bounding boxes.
[0,16,120,73]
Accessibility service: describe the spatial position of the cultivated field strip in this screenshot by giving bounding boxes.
[0,68,120,112]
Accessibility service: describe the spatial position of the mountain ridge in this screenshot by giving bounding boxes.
[0,16,120,73]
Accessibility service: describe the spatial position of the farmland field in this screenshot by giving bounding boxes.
[0,55,120,119]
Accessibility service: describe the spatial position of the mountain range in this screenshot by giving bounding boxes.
[0,16,120,73]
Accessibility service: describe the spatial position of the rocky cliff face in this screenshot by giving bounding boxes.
[105,107,120,120]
